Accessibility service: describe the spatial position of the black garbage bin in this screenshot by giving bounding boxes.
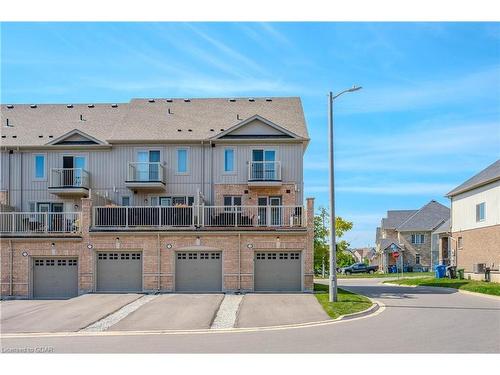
[485,267,491,282]
[447,266,457,279]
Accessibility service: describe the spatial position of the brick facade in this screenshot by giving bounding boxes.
[398,232,432,267]
[452,224,500,273]
[214,183,298,206]
[0,197,314,298]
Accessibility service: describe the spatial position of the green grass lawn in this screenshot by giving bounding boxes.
[383,277,500,296]
[314,283,373,319]
[316,272,434,279]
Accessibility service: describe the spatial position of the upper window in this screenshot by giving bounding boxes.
[177,149,188,173]
[457,237,463,249]
[411,234,425,244]
[224,148,235,172]
[476,202,485,222]
[34,155,46,180]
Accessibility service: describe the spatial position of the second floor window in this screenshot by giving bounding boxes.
[411,234,425,244]
[177,149,188,173]
[476,202,485,222]
[224,148,234,172]
[34,155,45,180]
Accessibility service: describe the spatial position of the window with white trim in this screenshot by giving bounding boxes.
[34,154,46,180]
[411,234,425,244]
[476,202,485,222]
[121,196,131,206]
[457,237,463,249]
[415,253,421,264]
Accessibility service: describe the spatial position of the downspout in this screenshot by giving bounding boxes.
[157,233,161,292]
[9,240,13,296]
[201,140,205,202]
[238,233,241,292]
[20,150,23,211]
[210,140,214,204]
[8,150,12,206]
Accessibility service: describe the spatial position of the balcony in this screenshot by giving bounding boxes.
[0,212,81,236]
[125,162,166,191]
[92,205,305,230]
[248,161,282,187]
[48,168,90,196]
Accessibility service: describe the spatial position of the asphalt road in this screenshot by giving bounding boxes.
[2,278,499,353]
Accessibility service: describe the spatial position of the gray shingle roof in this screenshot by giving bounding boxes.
[379,239,401,251]
[433,218,451,234]
[381,210,417,229]
[446,159,500,197]
[1,97,309,147]
[396,200,450,232]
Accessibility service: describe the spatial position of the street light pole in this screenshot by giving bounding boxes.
[328,86,362,303]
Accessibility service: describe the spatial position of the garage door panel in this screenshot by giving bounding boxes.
[96,252,142,292]
[254,252,301,292]
[33,258,78,299]
[175,252,222,292]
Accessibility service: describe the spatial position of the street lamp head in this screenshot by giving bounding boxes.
[348,85,362,92]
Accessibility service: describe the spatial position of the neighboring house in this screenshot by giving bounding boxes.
[446,159,500,282]
[374,201,450,272]
[350,247,374,263]
[0,97,314,298]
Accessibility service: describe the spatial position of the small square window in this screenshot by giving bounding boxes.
[46,259,55,266]
[211,253,220,260]
[188,253,198,260]
[57,259,67,266]
[121,253,130,260]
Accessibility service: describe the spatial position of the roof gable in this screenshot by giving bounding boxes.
[212,115,301,140]
[47,129,108,146]
[396,200,450,232]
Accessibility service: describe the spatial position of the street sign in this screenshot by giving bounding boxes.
[392,251,400,259]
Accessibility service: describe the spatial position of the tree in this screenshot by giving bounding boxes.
[313,207,355,275]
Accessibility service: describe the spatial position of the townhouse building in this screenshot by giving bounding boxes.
[374,200,450,272]
[446,159,500,282]
[0,97,314,298]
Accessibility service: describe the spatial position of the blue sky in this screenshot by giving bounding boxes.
[1,22,499,247]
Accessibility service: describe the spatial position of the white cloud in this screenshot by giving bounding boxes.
[338,65,500,114]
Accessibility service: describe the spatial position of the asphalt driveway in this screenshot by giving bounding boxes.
[0,294,142,333]
[235,294,329,328]
[109,294,224,331]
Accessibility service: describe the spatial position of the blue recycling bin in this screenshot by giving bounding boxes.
[435,265,446,278]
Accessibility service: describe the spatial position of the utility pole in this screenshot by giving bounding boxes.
[328,86,362,302]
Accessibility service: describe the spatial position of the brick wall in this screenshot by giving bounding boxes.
[452,224,500,272]
[398,231,432,267]
[213,183,298,206]
[1,196,314,297]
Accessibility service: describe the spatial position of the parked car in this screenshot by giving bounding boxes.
[341,263,379,275]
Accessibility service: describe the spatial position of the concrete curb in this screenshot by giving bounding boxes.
[381,282,500,300]
[0,300,384,339]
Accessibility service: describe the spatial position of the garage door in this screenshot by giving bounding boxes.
[254,252,302,292]
[96,252,142,292]
[33,258,78,299]
[175,252,222,292]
